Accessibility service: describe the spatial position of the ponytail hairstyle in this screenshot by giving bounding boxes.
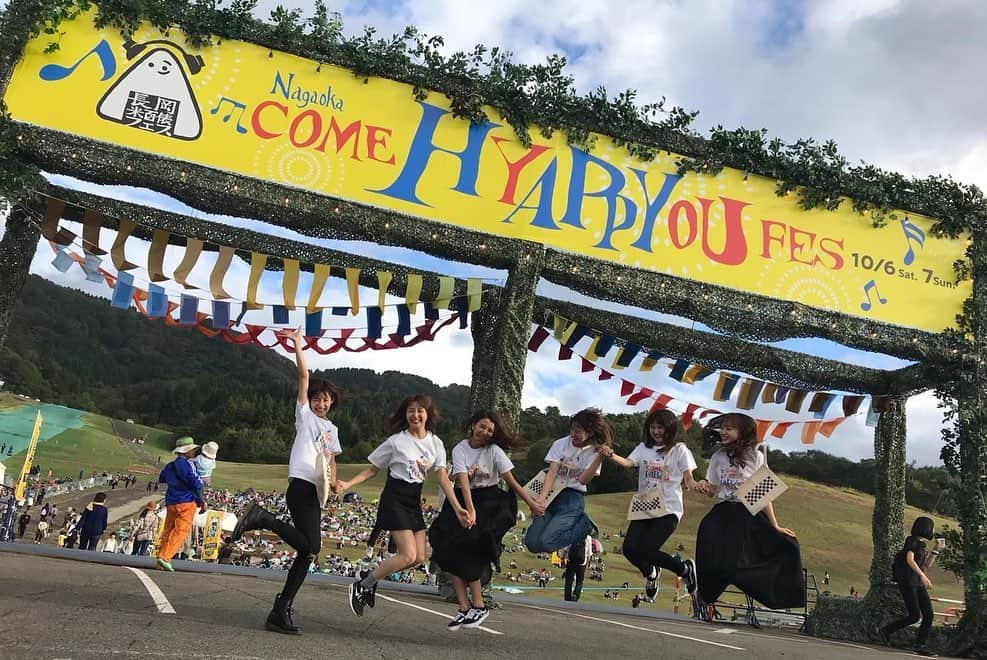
[569,407,613,447]
[466,410,523,450]
[642,408,680,449]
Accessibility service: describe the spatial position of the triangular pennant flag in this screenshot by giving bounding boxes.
[377,271,393,310]
[179,294,198,325]
[736,379,766,410]
[307,263,329,313]
[111,218,138,271]
[173,238,204,290]
[770,421,796,439]
[680,403,700,431]
[842,395,865,416]
[282,259,300,311]
[396,304,411,336]
[819,417,847,438]
[580,358,595,373]
[345,267,361,315]
[467,278,482,312]
[646,393,673,410]
[614,343,640,368]
[558,344,573,360]
[668,359,690,382]
[640,350,663,372]
[761,383,779,404]
[553,314,568,340]
[111,271,134,310]
[712,373,740,401]
[305,310,323,338]
[755,420,771,442]
[598,370,613,381]
[82,209,107,255]
[620,379,635,397]
[405,274,423,313]
[784,389,809,413]
[212,300,231,330]
[148,229,170,282]
[51,249,74,273]
[148,284,168,318]
[801,421,823,445]
[593,334,616,358]
[272,305,289,325]
[367,306,383,340]
[564,324,590,349]
[627,387,656,406]
[809,393,836,419]
[528,326,550,352]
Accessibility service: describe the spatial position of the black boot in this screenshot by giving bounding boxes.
[232,503,270,542]
[265,593,301,634]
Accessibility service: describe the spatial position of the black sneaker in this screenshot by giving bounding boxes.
[447,610,469,631]
[914,647,937,657]
[682,559,698,597]
[359,571,377,608]
[645,568,660,600]
[231,503,264,542]
[462,607,489,629]
[348,579,366,617]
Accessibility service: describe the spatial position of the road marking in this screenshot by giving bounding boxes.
[125,566,176,614]
[713,628,737,634]
[515,603,745,650]
[374,592,503,635]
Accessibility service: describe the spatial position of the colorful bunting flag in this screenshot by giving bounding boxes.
[111,271,134,310]
[173,238,203,290]
[528,326,550,352]
[147,284,168,318]
[305,311,323,338]
[784,389,808,413]
[712,373,740,401]
[736,378,765,410]
[179,294,198,325]
[367,306,383,339]
[668,359,690,382]
[396,304,411,336]
[110,218,138,271]
[282,258,300,310]
[212,300,231,330]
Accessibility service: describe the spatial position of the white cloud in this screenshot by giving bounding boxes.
[11,0,984,465]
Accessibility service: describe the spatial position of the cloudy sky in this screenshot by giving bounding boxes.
[7,0,987,466]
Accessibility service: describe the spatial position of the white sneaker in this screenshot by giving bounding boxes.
[447,610,469,631]
[462,607,489,629]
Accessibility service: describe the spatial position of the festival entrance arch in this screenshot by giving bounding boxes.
[0,2,984,653]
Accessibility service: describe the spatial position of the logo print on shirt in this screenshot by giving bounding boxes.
[408,452,431,481]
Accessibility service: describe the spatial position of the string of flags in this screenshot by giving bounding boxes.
[529,319,889,444]
[49,242,464,352]
[39,196,492,318]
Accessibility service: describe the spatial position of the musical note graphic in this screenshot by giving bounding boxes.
[860,279,888,312]
[39,39,116,82]
[209,97,249,134]
[900,217,926,266]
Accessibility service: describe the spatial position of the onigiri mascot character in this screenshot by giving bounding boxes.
[97,43,203,140]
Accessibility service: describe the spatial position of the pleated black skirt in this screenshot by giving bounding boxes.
[428,485,518,583]
[374,475,426,532]
[695,500,804,609]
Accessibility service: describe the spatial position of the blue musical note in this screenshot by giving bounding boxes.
[900,218,926,266]
[210,97,249,134]
[860,279,888,312]
[39,39,116,82]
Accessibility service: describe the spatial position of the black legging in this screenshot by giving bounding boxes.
[884,583,933,645]
[564,539,586,601]
[622,514,685,578]
[265,478,322,602]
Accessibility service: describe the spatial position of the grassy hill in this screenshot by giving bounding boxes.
[2,393,964,612]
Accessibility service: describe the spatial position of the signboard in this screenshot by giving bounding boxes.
[2,10,969,332]
[13,411,42,501]
[200,509,224,561]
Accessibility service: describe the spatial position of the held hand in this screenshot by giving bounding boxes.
[529,500,546,517]
[535,496,547,515]
[455,507,472,529]
[333,480,347,494]
[596,445,614,458]
[694,480,712,497]
[467,508,477,527]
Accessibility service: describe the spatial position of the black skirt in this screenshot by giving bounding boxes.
[428,485,518,583]
[373,475,426,532]
[696,500,804,609]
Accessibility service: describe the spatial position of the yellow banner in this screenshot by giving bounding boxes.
[201,509,224,561]
[14,411,43,501]
[2,10,969,332]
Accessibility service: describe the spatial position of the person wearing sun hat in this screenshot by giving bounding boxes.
[155,437,206,571]
[194,441,219,486]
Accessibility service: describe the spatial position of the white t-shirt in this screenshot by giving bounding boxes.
[544,436,601,493]
[288,402,342,486]
[368,430,447,484]
[705,447,765,501]
[626,442,697,519]
[451,439,515,489]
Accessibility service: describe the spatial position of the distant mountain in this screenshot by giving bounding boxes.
[0,276,470,462]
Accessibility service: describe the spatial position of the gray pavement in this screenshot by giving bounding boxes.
[0,543,946,660]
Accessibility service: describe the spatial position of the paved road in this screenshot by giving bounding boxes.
[0,545,942,660]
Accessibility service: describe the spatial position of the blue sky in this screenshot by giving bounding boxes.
[7,0,987,466]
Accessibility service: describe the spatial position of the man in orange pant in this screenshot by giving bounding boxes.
[156,437,206,571]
